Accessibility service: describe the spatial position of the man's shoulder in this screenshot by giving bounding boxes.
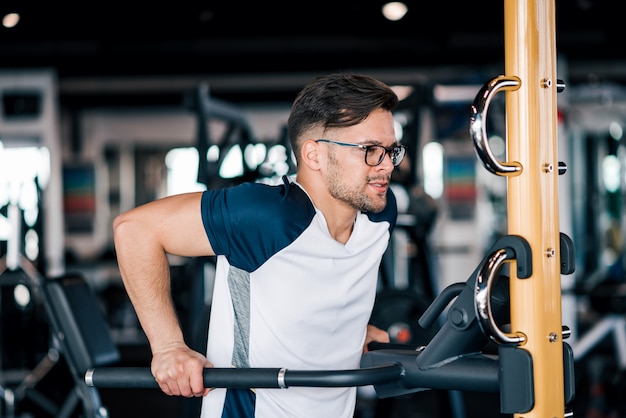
[202,178,316,229]
[209,178,311,211]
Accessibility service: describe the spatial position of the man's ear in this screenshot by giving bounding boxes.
[300,139,321,170]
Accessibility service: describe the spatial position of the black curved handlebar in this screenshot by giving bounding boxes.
[85,364,404,389]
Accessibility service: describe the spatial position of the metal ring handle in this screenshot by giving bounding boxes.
[470,75,522,176]
[475,248,526,345]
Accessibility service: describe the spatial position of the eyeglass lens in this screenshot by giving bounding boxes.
[366,146,404,167]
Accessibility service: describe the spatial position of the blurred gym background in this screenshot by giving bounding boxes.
[1,2,626,417]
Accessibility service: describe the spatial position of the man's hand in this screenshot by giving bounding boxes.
[151,342,213,397]
[363,324,390,353]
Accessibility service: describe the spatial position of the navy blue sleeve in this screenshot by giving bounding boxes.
[200,179,316,272]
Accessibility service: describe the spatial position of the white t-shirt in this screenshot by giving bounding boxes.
[199,176,396,418]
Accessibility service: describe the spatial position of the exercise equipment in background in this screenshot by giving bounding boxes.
[0,199,120,418]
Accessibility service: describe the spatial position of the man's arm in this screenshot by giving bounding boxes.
[113,191,214,397]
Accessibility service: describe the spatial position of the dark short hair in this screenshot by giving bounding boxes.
[287,73,399,161]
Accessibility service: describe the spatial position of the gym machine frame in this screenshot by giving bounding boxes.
[85,1,575,416]
[0,202,121,418]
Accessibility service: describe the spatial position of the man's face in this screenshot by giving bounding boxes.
[320,109,398,213]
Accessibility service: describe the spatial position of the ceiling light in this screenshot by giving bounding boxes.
[2,13,20,29]
[382,2,408,21]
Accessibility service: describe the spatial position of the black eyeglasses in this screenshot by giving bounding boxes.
[315,139,406,167]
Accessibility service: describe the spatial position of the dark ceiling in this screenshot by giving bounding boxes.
[0,1,623,107]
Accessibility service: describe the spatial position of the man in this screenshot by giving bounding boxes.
[113,72,406,417]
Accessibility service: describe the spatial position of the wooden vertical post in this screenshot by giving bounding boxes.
[504,0,564,416]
